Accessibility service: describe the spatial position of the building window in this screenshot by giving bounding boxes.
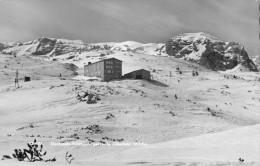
[106,61,113,64]
[107,70,114,73]
[106,65,113,69]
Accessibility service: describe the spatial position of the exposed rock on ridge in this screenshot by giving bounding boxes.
[166,32,257,71]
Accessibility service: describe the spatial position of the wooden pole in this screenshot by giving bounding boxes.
[15,69,19,88]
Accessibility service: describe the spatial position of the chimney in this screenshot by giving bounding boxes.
[88,62,91,65]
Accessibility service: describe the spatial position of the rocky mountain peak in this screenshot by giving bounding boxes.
[166,33,257,71]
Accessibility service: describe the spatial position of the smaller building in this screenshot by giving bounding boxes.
[123,69,151,81]
[24,76,31,82]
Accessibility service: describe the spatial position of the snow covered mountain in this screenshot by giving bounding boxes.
[166,32,258,71]
[0,38,167,57]
[0,38,88,57]
[0,32,257,72]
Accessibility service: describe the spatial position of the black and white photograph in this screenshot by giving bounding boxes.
[0,0,260,165]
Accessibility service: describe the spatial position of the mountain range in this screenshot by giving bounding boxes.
[0,32,258,71]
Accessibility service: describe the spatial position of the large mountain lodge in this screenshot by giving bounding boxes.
[84,58,122,82]
[84,58,151,82]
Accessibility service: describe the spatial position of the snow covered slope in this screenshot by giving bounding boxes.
[94,124,260,163]
[0,47,260,166]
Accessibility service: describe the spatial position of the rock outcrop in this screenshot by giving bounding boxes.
[166,32,257,71]
[33,38,57,55]
[0,43,5,52]
[252,55,260,71]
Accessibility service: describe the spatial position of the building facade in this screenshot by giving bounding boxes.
[123,69,151,81]
[84,58,122,81]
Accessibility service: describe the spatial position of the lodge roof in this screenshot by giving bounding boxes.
[123,69,150,75]
[84,57,122,67]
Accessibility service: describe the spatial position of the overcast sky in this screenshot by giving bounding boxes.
[0,0,259,56]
